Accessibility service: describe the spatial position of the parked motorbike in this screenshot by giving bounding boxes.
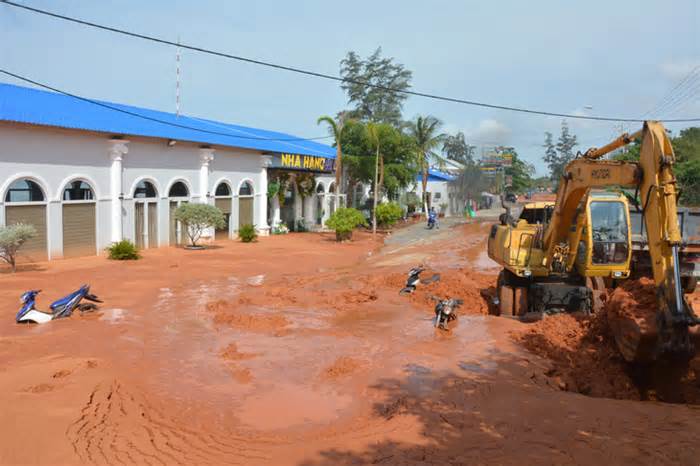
[399,266,440,295]
[16,285,102,324]
[434,297,464,329]
[427,211,439,230]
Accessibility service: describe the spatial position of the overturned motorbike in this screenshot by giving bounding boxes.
[16,285,102,324]
[399,266,440,295]
[434,297,463,329]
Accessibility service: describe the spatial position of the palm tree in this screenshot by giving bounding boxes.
[409,115,446,217]
[317,114,346,209]
[366,122,383,235]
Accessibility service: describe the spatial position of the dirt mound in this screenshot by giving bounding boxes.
[338,289,379,305]
[323,356,363,379]
[384,268,491,315]
[220,342,256,361]
[207,300,290,336]
[515,313,638,399]
[516,278,700,403]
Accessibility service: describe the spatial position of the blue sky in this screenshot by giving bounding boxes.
[1,0,698,175]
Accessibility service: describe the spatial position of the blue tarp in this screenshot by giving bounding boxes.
[0,82,335,158]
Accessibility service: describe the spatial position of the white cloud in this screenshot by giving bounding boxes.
[467,119,512,145]
[659,59,700,81]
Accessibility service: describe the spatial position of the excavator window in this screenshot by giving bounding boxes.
[589,201,629,264]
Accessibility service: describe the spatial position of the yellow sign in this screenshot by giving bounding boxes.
[279,153,333,172]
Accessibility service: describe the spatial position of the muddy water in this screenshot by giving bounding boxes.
[2,224,700,465]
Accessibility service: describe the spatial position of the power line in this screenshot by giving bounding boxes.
[656,79,700,118]
[0,69,333,142]
[643,66,700,118]
[3,0,700,124]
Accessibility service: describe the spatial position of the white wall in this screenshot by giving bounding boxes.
[413,180,453,215]
[0,123,273,258]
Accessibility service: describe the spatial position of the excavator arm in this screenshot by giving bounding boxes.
[542,121,699,360]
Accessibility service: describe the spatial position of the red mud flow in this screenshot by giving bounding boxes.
[2,222,700,465]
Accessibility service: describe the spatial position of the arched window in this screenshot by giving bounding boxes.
[215,182,231,197]
[5,178,45,203]
[168,181,189,198]
[63,180,94,201]
[329,182,336,194]
[239,181,254,196]
[316,184,325,194]
[134,180,157,199]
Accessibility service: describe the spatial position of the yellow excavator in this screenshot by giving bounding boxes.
[487,121,700,362]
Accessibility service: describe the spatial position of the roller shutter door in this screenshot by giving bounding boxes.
[135,203,145,249]
[238,197,254,229]
[215,198,231,240]
[147,202,158,248]
[62,203,96,258]
[5,205,48,261]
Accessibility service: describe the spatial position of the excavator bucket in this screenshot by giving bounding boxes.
[607,278,700,362]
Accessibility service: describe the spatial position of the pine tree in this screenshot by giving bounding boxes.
[543,121,578,183]
[543,131,558,180]
[556,120,578,164]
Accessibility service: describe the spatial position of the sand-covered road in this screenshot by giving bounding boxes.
[1,219,699,465]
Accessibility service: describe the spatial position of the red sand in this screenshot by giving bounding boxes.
[2,223,700,465]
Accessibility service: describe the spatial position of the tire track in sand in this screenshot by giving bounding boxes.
[66,380,269,465]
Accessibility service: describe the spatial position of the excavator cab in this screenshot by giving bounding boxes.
[574,192,632,279]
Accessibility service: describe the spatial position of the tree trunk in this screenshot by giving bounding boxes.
[335,142,342,210]
[372,145,380,235]
[422,163,429,218]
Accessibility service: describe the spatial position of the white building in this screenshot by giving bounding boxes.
[0,83,337,261]
[412,168,458,216]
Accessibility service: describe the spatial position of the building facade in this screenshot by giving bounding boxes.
[412,168,458,216]
[0,83,337,261]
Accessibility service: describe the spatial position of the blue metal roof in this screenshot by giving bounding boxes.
[0,82,335,158]
[418,168,456,182]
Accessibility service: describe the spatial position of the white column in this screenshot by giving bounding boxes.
[303,195,314,229]
[108,139,129,243]
[322,194,331,225]
[271,196,281,227]
[199,148,215,204]
[258,155,272,235]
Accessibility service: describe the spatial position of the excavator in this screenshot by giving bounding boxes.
[487,121,700,363]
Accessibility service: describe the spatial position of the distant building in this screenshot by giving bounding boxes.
[412,168,457,215]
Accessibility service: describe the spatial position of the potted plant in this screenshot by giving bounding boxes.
[325,207,367,241]
[439,202,448,217]
[272,222,289,235]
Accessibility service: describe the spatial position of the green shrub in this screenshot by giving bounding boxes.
[325,207,367,241]
[174,203,225,247]
[0,223,37,272]
[375,202,403,228]
[107,239,139,260]
[238,224,258,243]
